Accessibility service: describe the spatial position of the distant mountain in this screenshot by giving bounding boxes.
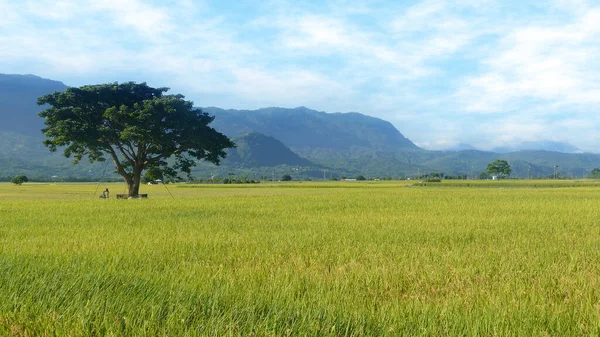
[446,143,478,151]
[202,106,419,155]
[3,73,600,180]
[0,131,110,178]
[492,141,581,154]
[414,149,600,178]
[225,132,315,167]
[0,74,67,137]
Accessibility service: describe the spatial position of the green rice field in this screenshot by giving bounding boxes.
[1,181,599,336]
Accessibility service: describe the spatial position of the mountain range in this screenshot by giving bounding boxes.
[1,73,600,180]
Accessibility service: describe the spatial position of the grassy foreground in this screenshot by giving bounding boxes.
[1,181,599,336]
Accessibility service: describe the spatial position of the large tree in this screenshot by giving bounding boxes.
[486,159,511,179]
[38,82,235,197]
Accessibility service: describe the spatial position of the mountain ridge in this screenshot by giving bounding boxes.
[202,106,419,154]
[225,132,315,168]
[0,74,68,137]
[2,73,600,179]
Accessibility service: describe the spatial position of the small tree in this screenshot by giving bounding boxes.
[11,175,28,185]
[38,82,235,197]
[281,174,292,181]
[590,168,600,179]
[356,175,366,181]
[487,160,511,179]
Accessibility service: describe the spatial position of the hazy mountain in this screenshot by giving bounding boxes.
[415,149,600,178]
[0,74,67,137]
[0,131,110,179]
[202,106,419,155]
[446,143,478,151]
[492,141,581,154]
[225,132,315,168]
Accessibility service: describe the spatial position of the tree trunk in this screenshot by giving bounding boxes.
[120,173,140,198]
[121,175,135,198]
[110,147,142,197]
[128,164,143,197]
[128,180,140,197]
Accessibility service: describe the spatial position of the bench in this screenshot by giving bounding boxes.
[116,194,148,199]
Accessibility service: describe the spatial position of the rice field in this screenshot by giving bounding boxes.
[1,181,599,336]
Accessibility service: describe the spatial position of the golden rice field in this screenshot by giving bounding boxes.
[1,181,600,336]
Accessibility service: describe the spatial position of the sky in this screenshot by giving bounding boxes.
[1,0,599,151]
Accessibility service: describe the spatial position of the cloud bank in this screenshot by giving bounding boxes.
[1,0,599,151]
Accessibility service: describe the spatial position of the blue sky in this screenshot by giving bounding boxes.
[1,0,599,151]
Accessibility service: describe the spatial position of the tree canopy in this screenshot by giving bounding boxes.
[11,175,28,185]
[38,82,235,196]
[486,160,512,179]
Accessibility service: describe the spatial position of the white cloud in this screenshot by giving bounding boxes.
[456,8,600,114]
[1,0,600,152]
[89,0,175,40]
[228,67,353,109]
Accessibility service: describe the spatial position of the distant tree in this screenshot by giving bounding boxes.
[281,174,292,181]
[38,82,235,197]
[356,175,366,181]
[479,172,489,180]
[11,175,28,185]
[590,168,600,179]
[486,160,511,179]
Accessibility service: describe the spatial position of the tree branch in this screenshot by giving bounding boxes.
[145,155,163,165]
[117,143,135,165]
[107,146,130,178]
[127,142,137,159]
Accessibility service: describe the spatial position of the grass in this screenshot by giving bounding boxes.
[413,179,600,188]
[1,181,600,336]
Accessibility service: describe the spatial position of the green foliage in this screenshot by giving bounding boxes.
[487,159,512,178]
[142,166,163,184]
[38,82,235,196]
[281,174,292,181]
[444,174,467,180]
[356,175,366,181]
[590,168,600,179]
[10,175,28,185]
[222,177,259,184]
